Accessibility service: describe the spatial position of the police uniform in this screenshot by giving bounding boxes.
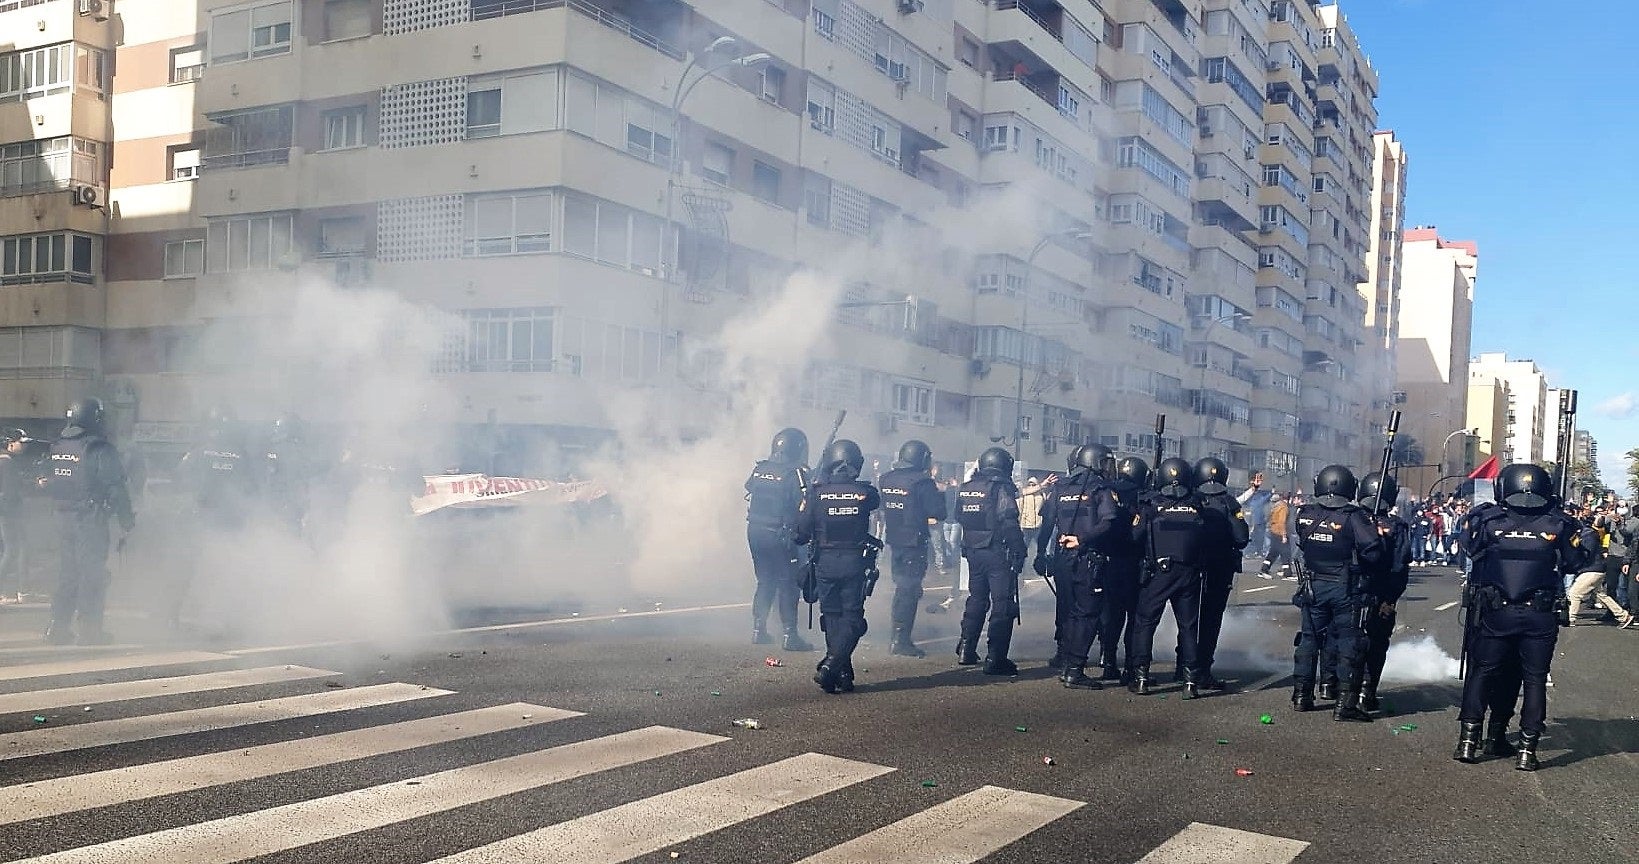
[1035,465,1088,668]
[1128,485,1217,693]
[877,464,946,654]
[1455,494,1581,768]
[1098,476,1146,681]
[1292,499,1385,717]
[745,458,809,645]
[46,425,134,645]
[1050,473,1125,686]
[957,468,1026,674]
[794,465,879,693]
[1192,486,1250,687]
[184,427,258,529]
[264,430,316,535]
[1360,510,1413,710]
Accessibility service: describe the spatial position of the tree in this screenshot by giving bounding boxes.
[1390,434,1424,467]
[1626,448,1639,499]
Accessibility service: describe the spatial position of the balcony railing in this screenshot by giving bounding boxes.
[0,366,97,380]
[470,0,685,60]
[995,0,1059,41]
[993,72,1058,112]
[201,148,291,170]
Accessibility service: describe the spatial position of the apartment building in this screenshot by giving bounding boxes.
[1395,225,1474,490]
[1468,352,1547,468]
[5,0,1395,482]
[1359,128,1404,456]
[1465,370,1507,468]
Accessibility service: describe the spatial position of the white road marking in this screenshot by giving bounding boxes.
[0,682,451,761]
[0,644,146,657]
[1136,822,1310,863]
[20,725,725,864]
[1241,585,1281,594]
[1434,601,1460,612]
[0,666,337,715]
[429,752,895,864]
[789,785,1083,864]
[0,702,580,825]
[0,651,229,683]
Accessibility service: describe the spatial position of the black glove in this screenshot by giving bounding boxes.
[1032,556,1047,577]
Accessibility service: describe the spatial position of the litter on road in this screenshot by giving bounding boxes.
[1234,768,1254,777]
[1259,714,1274,725]
[731,718,763,730]
[764,657,782,667]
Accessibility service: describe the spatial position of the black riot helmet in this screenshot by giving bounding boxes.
[1358,472,1398,514]
[977,447,1015,478]
[1156,457,1194,497]
[1076,443,1113,476]
[1116,456,1151,488]
[1499,463,1555,511]
[64,397,105,434]
[768,427,809,466]
[1312,465,1358,508]
[1193,457,1230,495]
[820,439,865,481]
[896,439,932,472]
[1066,445,1086,473]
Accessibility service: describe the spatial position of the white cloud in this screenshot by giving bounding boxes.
[1597,392,1639,419]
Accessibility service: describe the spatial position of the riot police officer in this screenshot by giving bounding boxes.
[1454,464,1582,770]
[1128,458,1222,697]
[1036,445,1088,671]
[1357,472,1412,712]
[1291,465,1386,720]
[876,440,946,657]
[1190,457,1250,690]
[1455,498,1524,758]
[44,398,135,645]
[1099,457,1150,682]
[956,447,1027,676]
[793,439,880,693]
[172,405,257,628]
[1045,445,1123,689]
[264,413,315,536]
[744,428,815,652]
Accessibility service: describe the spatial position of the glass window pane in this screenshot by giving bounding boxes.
[471,197,512,239]
[247,218,270,268]
[564,73,596,136]
[467,89,501,135]
[595,205,627,265]
[71,235,91,273]
[532,316,553,363]
[186,239,205,273]
[500,72,553,135]
[272,215,292,259]
[563,196,596,256]
[229,219,250,269]
[211,10,252,62]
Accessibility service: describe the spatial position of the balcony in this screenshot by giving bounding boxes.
[469,0,685,59]
[991,0,1099,74]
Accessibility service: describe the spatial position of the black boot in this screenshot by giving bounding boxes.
[1180,668,1200,700]
[890,627,925,658]
[1482,718,1517,758]
[1046,650,1065,671]
[955,638,980,666]
[1317,681,1337,701]
[983,655,1018,676]
[1359,681,1380,712]
[1100,663,1123,682]
[782,627,814,652]
[1128,666,1152,694]
[1333,690,1373,722]
[1197,667,1226,692]
[1172,666,1187,683]
[1514,730,1541,771]
[752,621,772,645]
[1292,685,1315,712]
[1061,664,1103,689]
[813,656,840,694]
[44,623,74,646]
[837,659,856,693]
[1453,721,1483,763]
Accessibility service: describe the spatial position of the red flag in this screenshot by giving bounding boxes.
[1467,455,1499,480]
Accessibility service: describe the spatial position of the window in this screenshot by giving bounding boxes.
[2,232,95,283]
[169,146,201,180]
[205,212,294,272]
[958,38,979,68]
[751,161,780,204]
[701,142,732,185]
[466,191,553,256]
[0,326,100,372]
[760,66,785,102]
[318,217,366,256]
[75,45,105,93]
[869,125,886,153]
[323,0,371,40]
[1,137,102,196]
[560,195,664,274]
[890,379,934,425]
[468,70,557,138]
[954,110,976,142]
[164,239,205,278]
[203,105,294,168]
[0,44,73,101]
[209,1,294,64]
[813,8,835,39]
[170,46,205,84]
[623,94,670,163]
[460,308,556,373]
[321,107,367,150]
[805,78,835,130]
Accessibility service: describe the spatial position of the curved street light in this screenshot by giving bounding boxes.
[1011,229,1093,460]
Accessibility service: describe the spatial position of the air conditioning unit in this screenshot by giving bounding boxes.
[71,184,100,207]
[77,0,107,19]
[896,0,923,13]
[1200,125,1214,137]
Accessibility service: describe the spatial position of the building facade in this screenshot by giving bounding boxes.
[3,0,1394,483]
[1469,352,1548,467]
[1359,128,1404,461]
[1394,225,1473,491]
[1465,369,1507,466]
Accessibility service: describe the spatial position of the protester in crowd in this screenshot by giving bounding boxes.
[1237,471,1273,558]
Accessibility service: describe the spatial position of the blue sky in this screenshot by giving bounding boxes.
[1337,0,1636,489]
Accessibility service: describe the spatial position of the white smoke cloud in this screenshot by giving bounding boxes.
[1379,634,1461,682]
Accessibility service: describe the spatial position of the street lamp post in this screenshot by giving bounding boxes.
[1013,229,1093,461]
[658,38,770,344]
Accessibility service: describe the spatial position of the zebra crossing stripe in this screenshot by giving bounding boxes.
[789,785,1083,864]
[0,702,581,825]
[0,651,230,682]
[0,666,338,715]
[429,752,896,864]
[0,682,453,762]
[1135,822,1310,863]
[17,725,725,864]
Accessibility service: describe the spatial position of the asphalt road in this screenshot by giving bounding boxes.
[0,562,1633,863]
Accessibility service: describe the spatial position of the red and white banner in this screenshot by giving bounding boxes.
[411,474,609,516]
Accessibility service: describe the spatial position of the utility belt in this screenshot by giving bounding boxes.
[1470,583,1560,614]
[1153,557,1195,574]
